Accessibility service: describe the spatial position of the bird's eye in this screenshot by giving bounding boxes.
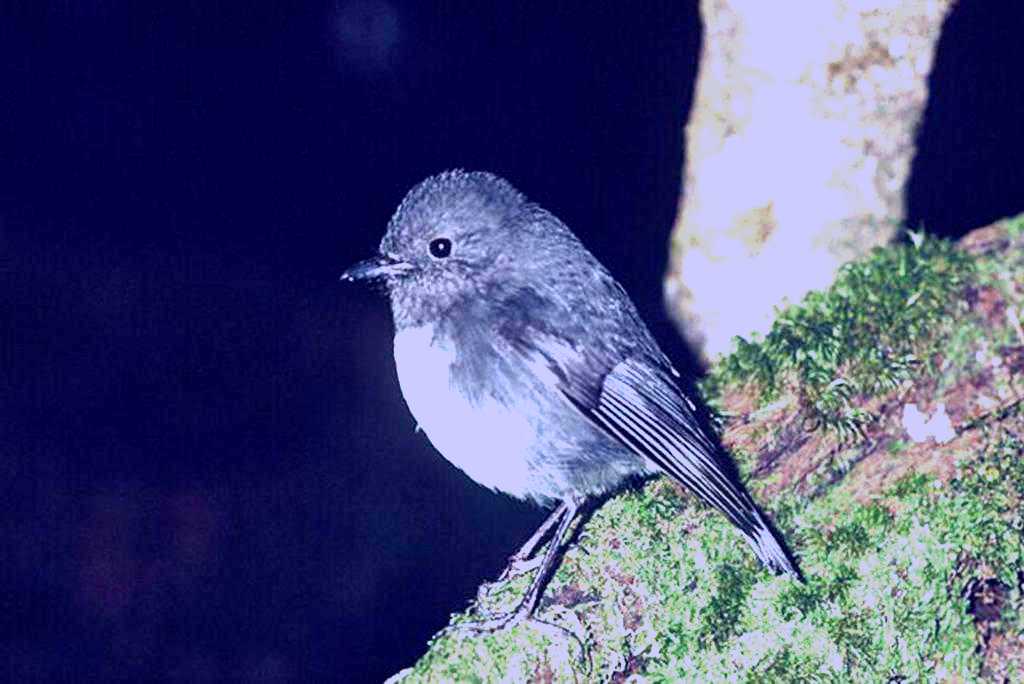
[429,237,452,259]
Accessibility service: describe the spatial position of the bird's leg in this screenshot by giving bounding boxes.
[456,497,582,635]
[500,501,569,580]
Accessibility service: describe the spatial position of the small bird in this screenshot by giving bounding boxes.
[342,171,799,632]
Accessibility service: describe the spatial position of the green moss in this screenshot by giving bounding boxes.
[703,234,974,437]
[926,428,1024,585]
[1004,212,1024,239]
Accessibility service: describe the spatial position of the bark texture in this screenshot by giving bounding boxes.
[667,0,952,361]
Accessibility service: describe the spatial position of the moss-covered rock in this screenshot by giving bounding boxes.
[389,216,1024,683]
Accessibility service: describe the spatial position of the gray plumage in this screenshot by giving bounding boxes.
[343,170,799,630]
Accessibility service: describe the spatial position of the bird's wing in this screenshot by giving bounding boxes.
[554,345,762,537]
[501,318,798,577]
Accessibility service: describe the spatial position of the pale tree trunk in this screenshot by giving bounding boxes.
[666,0,952,362]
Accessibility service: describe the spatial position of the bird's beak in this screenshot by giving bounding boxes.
[340,254,413,282]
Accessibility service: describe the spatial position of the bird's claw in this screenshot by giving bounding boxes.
[440,607,591,671]
[499,553,544,581]
[440,606,529,638]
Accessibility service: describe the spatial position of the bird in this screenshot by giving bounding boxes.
[341,170,800,632]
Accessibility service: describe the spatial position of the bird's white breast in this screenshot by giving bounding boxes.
[393,324,538,499]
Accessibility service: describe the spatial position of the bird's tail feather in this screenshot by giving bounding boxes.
[650,442,801,580]
[636,440,802,580]
[743,511,801,580]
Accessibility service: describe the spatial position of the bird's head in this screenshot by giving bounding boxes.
[343,170,573,328]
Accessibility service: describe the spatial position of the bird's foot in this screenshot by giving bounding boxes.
[473,554,543,605]
[441,605,591,669]
[441,604,530,638]
[454,610,526,636]
[499,553,545,581]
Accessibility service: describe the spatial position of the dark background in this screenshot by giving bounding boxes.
[1,2,1021,681]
